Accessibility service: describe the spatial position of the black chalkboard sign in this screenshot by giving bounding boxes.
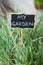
[11,14,35,28]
